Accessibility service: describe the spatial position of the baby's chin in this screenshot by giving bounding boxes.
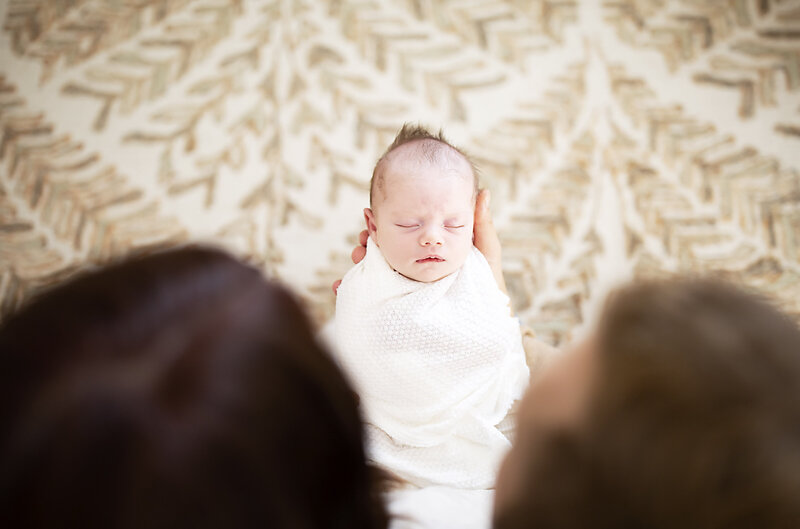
[402,272,449,283]
[397,261,465,283]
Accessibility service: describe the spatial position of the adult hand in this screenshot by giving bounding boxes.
[332,230,368,294]
[474,189,507,294]
[332,189,507,294]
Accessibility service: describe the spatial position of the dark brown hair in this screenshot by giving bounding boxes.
[369,123,479,206]
[495,278,800,529]
[0,247,388,529]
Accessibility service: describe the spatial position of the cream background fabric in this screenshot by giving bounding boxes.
[2,0,800,343]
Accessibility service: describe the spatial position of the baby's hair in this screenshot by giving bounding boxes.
[369,123,479,206]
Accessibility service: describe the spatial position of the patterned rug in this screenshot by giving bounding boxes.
[2,0,799,345]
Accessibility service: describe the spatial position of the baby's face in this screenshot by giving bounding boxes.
[365,161,475,283]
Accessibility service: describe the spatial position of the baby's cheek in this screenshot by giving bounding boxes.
[452,242,473,268]
[459,234,474,253]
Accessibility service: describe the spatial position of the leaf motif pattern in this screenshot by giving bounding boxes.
[1,0,798,336]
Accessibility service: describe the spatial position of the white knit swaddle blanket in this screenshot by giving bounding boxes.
[335,238,529,489]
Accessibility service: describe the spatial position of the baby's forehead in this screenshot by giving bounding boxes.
[380,141,475,186]
[386,139,470,171]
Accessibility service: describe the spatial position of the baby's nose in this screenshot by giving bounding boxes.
[419,228,443,246]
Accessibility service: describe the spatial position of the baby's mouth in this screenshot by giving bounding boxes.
[416,256,445,263]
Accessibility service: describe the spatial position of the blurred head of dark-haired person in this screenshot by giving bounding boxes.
[0,247,387,529]
[494,278,800,529]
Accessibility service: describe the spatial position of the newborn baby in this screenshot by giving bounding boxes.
[335,124,529,490]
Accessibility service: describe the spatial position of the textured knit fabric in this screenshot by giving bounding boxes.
[335,238,529,489]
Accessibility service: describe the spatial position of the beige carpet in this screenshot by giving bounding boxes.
[2,0,799,344]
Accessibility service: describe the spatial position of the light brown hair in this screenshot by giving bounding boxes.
[495,278,800,529]
[369,123,479,206]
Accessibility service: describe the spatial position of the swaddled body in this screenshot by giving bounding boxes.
[336,239,528,488]
[334,125,529,490]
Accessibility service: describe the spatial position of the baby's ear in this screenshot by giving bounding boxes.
[363,208,378,241]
